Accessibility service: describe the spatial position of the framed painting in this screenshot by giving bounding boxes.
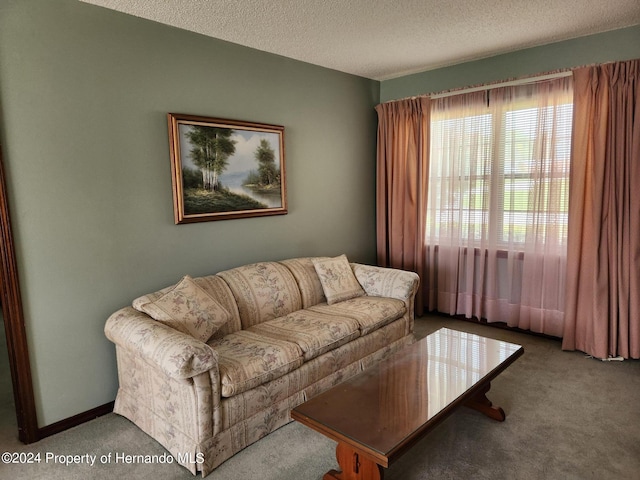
[167,113,287,224]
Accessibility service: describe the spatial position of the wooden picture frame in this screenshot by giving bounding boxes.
[168,113,287,224]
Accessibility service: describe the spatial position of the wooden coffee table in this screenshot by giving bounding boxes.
[291,327,524,480]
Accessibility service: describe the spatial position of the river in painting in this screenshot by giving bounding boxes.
[219,171,282,208]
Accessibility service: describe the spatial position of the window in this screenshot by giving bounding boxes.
[426,82,573,248]
[424,76,573,336]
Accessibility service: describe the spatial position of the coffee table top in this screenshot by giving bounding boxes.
[291,327,523,466]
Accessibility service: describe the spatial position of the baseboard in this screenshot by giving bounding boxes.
[37,401,115,441]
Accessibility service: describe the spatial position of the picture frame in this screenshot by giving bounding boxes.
[167,113,287,224]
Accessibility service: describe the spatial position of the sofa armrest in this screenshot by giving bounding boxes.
[105,307,218,380]
[352,263,420,315]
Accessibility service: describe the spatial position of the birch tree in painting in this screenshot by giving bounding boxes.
[187,126,236,191]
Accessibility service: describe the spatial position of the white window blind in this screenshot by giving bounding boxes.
[427,84,573,248]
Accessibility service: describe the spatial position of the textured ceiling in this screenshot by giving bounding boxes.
[79,0,640,80]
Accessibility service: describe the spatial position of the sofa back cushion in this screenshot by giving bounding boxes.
[218,262,302,329]
[279,257,328,308]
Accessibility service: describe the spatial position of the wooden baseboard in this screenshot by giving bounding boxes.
[37,401,115,441]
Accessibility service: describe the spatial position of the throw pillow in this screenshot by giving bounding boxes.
[313,254,365,305]
[139,275,230,342]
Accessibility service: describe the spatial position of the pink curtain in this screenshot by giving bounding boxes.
[375,97,430,314]
[562,59,640,359]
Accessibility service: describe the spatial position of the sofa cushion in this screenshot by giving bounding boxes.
[190,276,243,339]
[309,297,407,336]
[351,264,421,303]
[132,275,242,339]
[312,254,365,305]
[210,331,303,398]
[133,285,174,311]
[249,310,360,361]
[218,262,302,329]
[136,275,231,342]
[279,257,328,308]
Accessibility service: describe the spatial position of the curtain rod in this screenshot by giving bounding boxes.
[382,59,635,105]
[383,69,574,104]
[430,71,573,99]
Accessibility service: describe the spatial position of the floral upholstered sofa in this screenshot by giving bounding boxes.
[105,255,419,476]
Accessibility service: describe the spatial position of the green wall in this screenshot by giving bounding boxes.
[381,24,640,102]
[0,0,379,426]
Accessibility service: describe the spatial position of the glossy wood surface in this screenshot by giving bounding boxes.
[292,328,523,470]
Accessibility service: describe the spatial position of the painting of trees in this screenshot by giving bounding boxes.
[168,113,287,223]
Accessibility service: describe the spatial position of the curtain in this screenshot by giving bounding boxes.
[425,77,573,337]
[562,60,640,359]
[375,97,430,314]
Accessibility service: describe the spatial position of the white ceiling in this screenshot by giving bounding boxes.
[80,0,640,80]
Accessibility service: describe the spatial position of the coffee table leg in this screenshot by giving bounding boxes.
[324,443,384,480]
[464,382,506,421]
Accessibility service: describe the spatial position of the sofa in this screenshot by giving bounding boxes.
[104,255,420,476]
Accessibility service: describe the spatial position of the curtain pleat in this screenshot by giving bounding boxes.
[375,98,430,314]
[563,59,640,359]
